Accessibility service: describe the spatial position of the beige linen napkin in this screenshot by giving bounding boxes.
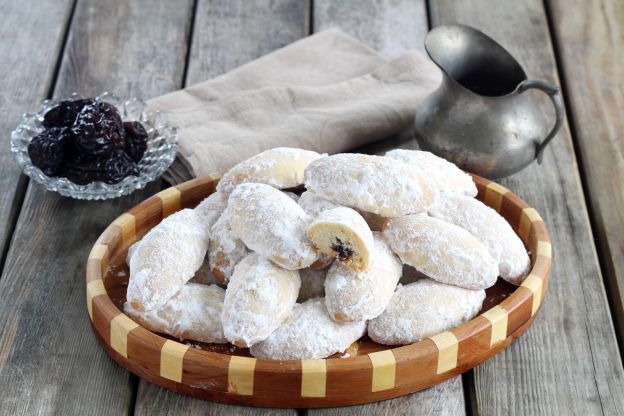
[147,30,441,184]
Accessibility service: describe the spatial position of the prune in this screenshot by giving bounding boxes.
[123,121,148,162]
[27,127,71,176]
[61,154,108,185]
[103,150,139,184]
[42,99,94,128]
[71,101,125,157]
[62,150,138,185]
[331,237,354,261]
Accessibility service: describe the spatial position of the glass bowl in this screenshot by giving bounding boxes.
[10,92,178,200]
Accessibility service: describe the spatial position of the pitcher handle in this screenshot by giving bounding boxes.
[517,80,564,164]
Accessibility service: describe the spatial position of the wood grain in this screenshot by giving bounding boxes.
[134,0,308,413]
[310,1,465,415]
[0,0,74,273]
[185,0,310,85]
[547,0,624,348]
[430,1,624,415]
[314,0,429,55]
[0,0,194,414]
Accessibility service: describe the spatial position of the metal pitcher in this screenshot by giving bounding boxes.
[414,24,564,178]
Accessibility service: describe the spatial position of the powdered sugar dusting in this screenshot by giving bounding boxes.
[126,209,210,311]
[324,233,402,322]
[304,153,437,217]
[217,147,325,194]
[368,279,485,345]
[249,297,366,360]
[429,193,530,284]
[385,149,477,197]
[384,214,499,290]
[194,191,228,232]
[228,183,318,269]
[221,253,300,347]
[298,191,342,217]
[124,283,226,343]
[209,208,249,284]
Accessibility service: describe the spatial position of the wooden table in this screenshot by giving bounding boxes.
[0,0,623,414]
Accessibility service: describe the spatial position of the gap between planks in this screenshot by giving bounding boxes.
[542,0,624,361]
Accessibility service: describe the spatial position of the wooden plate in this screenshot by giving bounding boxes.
[86,174,551,408]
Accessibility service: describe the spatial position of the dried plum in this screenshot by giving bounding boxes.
[71,101,125,157]
[27,127,71,176]
[42,99,94,128]
[123,121,148,162]
[61,154,108,185]
[103,150,139,184]
[62,150,138,185]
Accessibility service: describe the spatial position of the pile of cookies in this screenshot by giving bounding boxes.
[124,147,530,360]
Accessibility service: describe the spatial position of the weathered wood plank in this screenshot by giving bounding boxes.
[430,1,624,415]
[314,0,428,55]
[548,0,624,350]
[0,0,194,414]
[309,1,466,415]
[0,0,74,273]
[134,0,309,413]
[185,0,311,85]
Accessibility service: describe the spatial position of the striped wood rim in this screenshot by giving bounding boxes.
[86,174,551,408]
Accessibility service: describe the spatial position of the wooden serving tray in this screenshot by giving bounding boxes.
[85,174,551,408]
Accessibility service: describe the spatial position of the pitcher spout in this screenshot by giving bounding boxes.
[424,24,526,98]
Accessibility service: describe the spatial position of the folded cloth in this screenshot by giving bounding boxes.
[147,30,441,184]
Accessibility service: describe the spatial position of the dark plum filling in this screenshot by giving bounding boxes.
[331,237,354,261]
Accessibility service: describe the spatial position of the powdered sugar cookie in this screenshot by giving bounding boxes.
[221,253,301,347]
[429,193,530,285]
[228,183,318,270]
[307,207,374,271]
[304,153,436,217]
[124,283,226,344]
[298,267,328,302]
[298,190,342,217]
[126,209,209,311]
[384,214,498,290]
[217,147,325,195]
[195,190,228,231]
[385,149,477,196]
[368,279,485,345]
[209,209,249,285]
[249,298,366,360]
[299,190,387,231]
[325,233,402,322]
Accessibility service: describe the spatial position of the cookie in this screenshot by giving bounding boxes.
[221,253,300,347]
[209,209,249,285]
[304,153,436,217]
[249,298,366,360]
[324,233,402,322]
[126,209,209,311]
[124,283,226,344]
[217,147,325,195]
[429,193,530,285]
[368,279,485,345]
[307,207,374,271]
[385,149,477,196]
[194,190,228,231]
[298,190,342,217]
[228,183,318,270]
[384,214,499,290]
